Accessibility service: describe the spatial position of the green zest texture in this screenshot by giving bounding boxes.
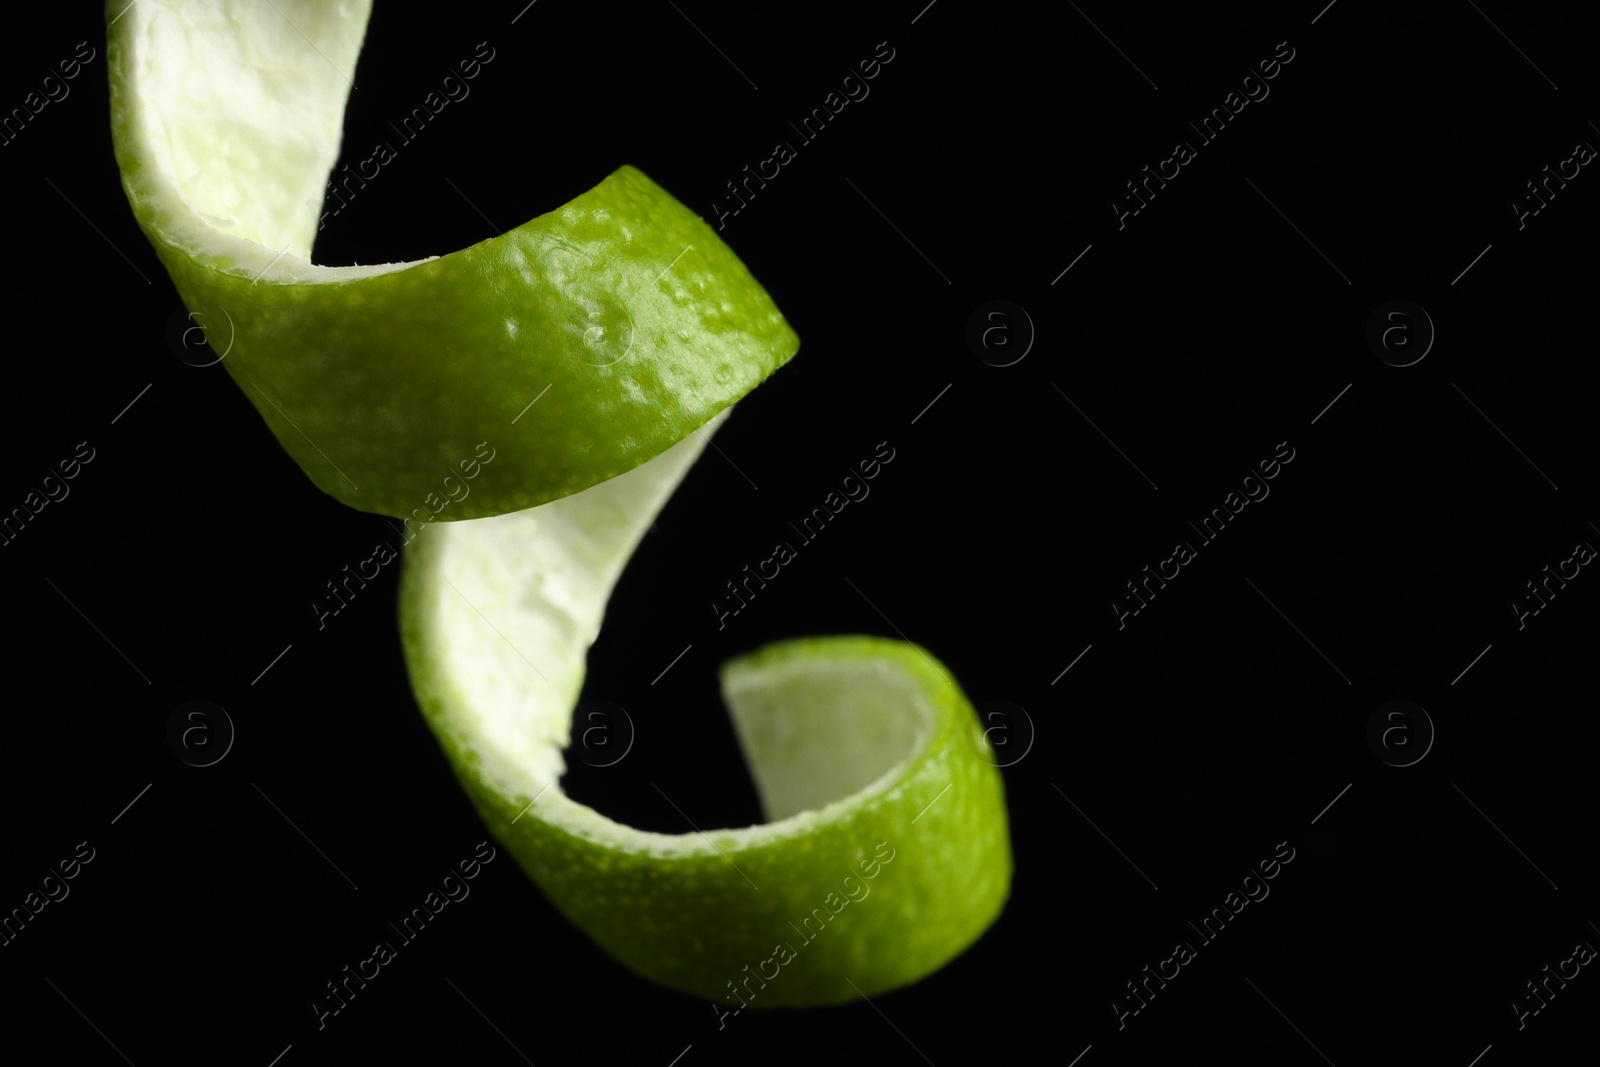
[400,420,1012,1005]
[111,0,1011,1006]
[108,0,798,519]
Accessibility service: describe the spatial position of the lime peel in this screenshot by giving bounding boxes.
[113,0,1012,1008]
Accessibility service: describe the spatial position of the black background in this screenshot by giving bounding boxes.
[2,2,1597,1065]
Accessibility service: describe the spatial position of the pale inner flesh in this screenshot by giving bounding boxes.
[124,0,413,278]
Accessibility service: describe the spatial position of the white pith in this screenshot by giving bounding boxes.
[118,0,418,281]
[419,412,936,858]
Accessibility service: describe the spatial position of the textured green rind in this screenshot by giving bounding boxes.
[108,21,798,521]
[400,565,1013,1006]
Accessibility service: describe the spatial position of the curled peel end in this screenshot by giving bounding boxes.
[401,420,1012,1006]
[109,0,799,520]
